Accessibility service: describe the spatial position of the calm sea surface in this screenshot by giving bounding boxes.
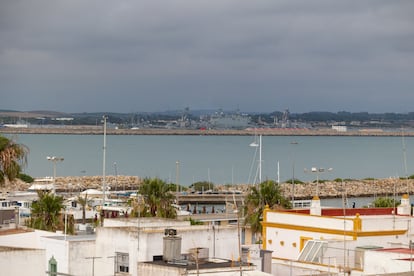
[6,134,414,187]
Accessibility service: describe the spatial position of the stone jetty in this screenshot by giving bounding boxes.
[2,176,414,200]
[278,178,414,199]
[1,175,141,194]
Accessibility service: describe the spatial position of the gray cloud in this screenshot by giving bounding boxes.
[1,0,414,113]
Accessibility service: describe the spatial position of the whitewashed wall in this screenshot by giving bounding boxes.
[0,248,45,275]
[95,223,241,276]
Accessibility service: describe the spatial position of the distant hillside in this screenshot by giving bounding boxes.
[0,110,68,118]
[2,109,414,130]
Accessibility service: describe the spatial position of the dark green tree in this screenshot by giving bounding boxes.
[29,191,64,232]
[0,135,28,185]
[18,173,34,183]
[189,181,214,192]
[138,177,177,218]
[244,180,291,240]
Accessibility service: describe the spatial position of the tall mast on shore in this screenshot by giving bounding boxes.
[102,116,107,212]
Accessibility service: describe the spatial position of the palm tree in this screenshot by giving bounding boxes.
[29,191,64,232]
[244,180,291,241]
[77,193,88,225]
[0,135,28,185]
[138,177,177,219]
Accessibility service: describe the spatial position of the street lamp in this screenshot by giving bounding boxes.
[114,162,118,192]
[47,156,64,194]
[290,141,298,204]
[304,167,333,197]
[176,161,180,205]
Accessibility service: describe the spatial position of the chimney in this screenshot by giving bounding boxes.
[310,196,321,216]
[397,194,411,216]
[260,249,273,274]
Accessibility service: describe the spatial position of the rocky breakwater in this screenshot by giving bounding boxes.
[279,178,414,199]
[0,175,141,193]
[53,175,141,192]
[2,176,414,199]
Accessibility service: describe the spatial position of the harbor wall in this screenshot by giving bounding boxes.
[1,126,413,136]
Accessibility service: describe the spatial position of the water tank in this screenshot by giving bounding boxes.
[163,232,182,262]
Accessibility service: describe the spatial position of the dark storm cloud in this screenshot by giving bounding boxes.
[1,0,414,113]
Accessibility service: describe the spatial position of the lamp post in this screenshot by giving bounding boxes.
[176,161,180,205]
[290,141,298,204]
[304,167,333,197]
[47,156,64,194]
[114,162,118,193]
[64,206,67,240]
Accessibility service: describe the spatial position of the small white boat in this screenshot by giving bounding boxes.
[171,204,191,216]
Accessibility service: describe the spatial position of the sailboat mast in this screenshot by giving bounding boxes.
[102,116,107,209]
[259,134,262,184]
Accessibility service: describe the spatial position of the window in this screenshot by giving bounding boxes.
[298,239,328,263]
[115,252,129,273]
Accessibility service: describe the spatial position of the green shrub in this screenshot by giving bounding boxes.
[187,217,203,225]
[372,197,399,208]
[18,173,34,183]
[284,178,303,184]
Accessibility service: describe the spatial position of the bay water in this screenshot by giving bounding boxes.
[6,134,414,189]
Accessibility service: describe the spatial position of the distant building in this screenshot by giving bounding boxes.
[209,111,252,129]
[332,125,347,132]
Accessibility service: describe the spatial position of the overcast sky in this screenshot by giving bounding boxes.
[1,1,414,114]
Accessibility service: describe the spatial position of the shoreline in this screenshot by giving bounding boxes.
[1,126,413,136]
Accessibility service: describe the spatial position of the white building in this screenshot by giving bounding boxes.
[262,195,414,275]
[41,234,96,276]
[0,246,45,275]
[139,259,272,276]
[0,228,65,275]
[93,217,243,275]
[332,125,347,132]
[0,200,279,276]
[0,214,266,276]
